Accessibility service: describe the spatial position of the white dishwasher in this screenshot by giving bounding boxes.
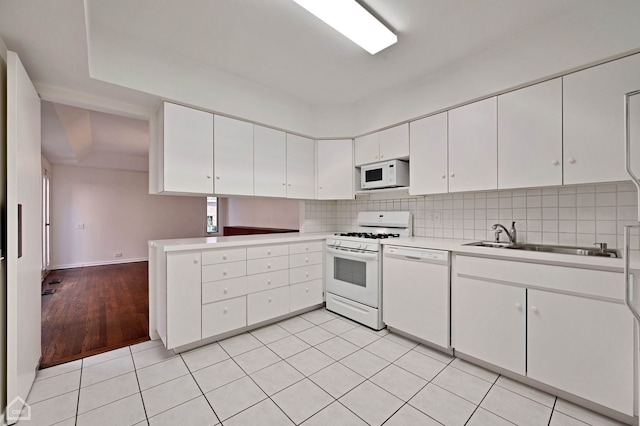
[382,245,450,349]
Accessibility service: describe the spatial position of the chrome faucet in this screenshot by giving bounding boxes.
[492,221,517,244]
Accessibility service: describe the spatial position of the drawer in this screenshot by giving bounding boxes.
[455,255,623,300]
[289,251,323,268]
[247,255,289,275]
[202,276,248,304]
[202,248,246,265]
[290,280,323,312]
[202,296,247,339]
[202,261,246,282]
[289,241,324,255]
[247,270,289,294]
[247,287,290,325]
[290,263,323,284]
[247,244,289,260]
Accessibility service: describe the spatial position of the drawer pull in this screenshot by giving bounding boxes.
[222,254,227,260]
[305,288,309,292]
[305,272,309,277]
[305,258,309,263]
[268,297,272,303]
[267,279,272,285]
[194,258,199,264]
[223,307,228,313]
[267,250,271,255]
[223,269,228,276]
[223,288,228,294]
[305,247,309,251]
[531,305,539,313]
[267,263,271,269]
[515,302,522,309]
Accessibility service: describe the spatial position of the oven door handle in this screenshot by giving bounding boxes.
[326,246,379,260]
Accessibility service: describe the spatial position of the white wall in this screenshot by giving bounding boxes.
[50,165,205,269]
[226,197,301,230]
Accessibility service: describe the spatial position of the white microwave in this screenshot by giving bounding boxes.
[360,160,409,189]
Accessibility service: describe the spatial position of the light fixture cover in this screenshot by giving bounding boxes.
[292,0,397,54]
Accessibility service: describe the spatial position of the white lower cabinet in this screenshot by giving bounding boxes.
[452,276,526,375]
[452,255,634,416]
[290,280,323,312]
[202,296,247,338]
[247,287,290,325]
[527,290,634,415]
[166,252,202,349]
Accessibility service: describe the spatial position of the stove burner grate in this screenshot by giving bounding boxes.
[335,232,400,239]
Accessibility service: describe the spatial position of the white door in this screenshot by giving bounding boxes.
[498,78,562,189]
[452,276,525,375]
[448,97,498,192]
[7,51,42,424]
[254,125,286,197]
[527,290,634,415]
[286,134,315,199]
[162,102,214,194]
[354,132,379,166]
[378,123,409,162]
[214,115,254,196]
[564,53,640,184]
[409,112,448,195]
[317,139,354,200]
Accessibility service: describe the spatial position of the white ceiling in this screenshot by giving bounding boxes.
[2,0,640,166]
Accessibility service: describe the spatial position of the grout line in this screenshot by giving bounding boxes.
[180,351,222,425]
[74,359,83,426]
[129,346,150,424]
[547,397,558,426]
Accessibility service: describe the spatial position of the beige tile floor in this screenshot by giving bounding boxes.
[19,308,628,426]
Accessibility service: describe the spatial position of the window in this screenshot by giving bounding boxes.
[206,196,218,233]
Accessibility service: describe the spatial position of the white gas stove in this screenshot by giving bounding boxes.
[325,211,412,330]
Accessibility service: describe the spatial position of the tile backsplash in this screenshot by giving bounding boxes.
[302,182,639,250]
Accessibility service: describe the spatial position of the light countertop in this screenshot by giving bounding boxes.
[149,232,332,252]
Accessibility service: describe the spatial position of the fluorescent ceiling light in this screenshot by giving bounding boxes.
[291,0,397,55]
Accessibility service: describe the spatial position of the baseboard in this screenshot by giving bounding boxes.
[51,257,149,270]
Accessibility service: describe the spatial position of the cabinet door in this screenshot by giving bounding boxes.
[448,97,498,192]
[409,112,448,195]
[214,115,254,195]
[163,102,213,194]
[527,290,634,415]
[166,252,202,348]
[452,276,525,375]
[383,256,449,348]
[254,125,286,197]
[286,134,316,199]
[498,79,562,189]
[378,123,409,162]
[317,139,354,200]
[564,53,640,184]
[354,132,379,166]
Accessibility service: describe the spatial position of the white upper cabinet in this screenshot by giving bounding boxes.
[498,78,562,189]
[161,102,214,194]
[354,124,409,166]
[317,139,354,200]
[564,53,640,184]
[409,112,448,195]
[254,125,286,197]
[214,115,254,196]
[448,97,498,193]
[286,134,316,199]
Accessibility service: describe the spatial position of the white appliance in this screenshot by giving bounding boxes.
[360,159,409,190]
[624,89,640,325]
[326,211,412,329]
[383,245,450,348]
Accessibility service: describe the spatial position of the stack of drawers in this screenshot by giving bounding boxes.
[199,240,325,341]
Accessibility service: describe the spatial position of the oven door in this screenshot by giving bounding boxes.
[326,246,380,308]
[361,165,386,189]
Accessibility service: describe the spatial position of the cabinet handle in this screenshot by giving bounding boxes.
[288,183,292,187]
[194,258,199,264]
[380,155,384,159]
[567,158,576,164]
[267,250,271,255]
[531,305,538,313]
[223,269,227,275]
[305,288,309,292]
[216,175,221,179]
[206,175,212,179]
[441,174,446,179]
[223,288,228,294]
[305,247,309,251]
[282,182,286,186]
[268,297,272,302]
[374,155,378,160]
[515,302,522,309]
[551,160,559,166]
[305,258,309,263]
[305,272,309,277]
[224,307,228,313]
[450,173,455,178]
[222,254,227,260]
[319,185,323,189]
[267,263,271,269]
[267,279,272,285]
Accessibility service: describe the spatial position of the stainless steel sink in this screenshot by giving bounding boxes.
[464,241,620,258]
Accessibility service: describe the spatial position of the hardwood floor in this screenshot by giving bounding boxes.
[40,262,150,368]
